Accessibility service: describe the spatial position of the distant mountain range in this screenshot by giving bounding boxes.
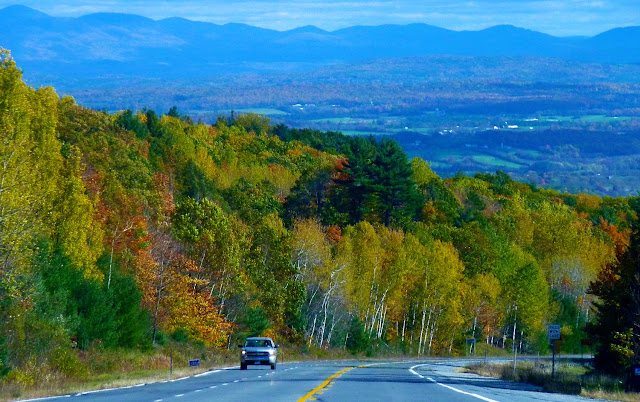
[1,4,639,86]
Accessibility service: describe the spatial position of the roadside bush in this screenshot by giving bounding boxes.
[346,317,372,356]
[170,329,190,344]
[49,347,88,380]
[5,367,36,387]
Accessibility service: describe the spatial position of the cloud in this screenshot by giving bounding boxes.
[0,0,637,35]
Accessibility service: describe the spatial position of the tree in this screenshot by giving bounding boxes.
[588,200,640,375]
[284,168,333,226]
[163,256,233,347]
[292,219,346,347]
[328,137,421,227]
[50,144,104,279]
[493,243,548,352]
[406,235,465,355]
[346,317,372,355]
[0,49,63,275]
[245,214,304,329]
[172,197,244,310]
[369,139,423,227]
[0,336,10,379]
[234,113,271,135]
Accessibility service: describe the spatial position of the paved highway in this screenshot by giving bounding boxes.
[25,358,599,402]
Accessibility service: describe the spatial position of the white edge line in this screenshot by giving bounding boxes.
[81,386,132,394]
[170,377,188,382]
[409,364,499,402]
[21,366,238,401]
[18,396,72,402]
[195,369,221,377]
[408,367,424,379]
[436,382,499,402]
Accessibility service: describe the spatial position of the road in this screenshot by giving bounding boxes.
[24,358,599,402]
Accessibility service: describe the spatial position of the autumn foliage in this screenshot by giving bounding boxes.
[0,50,637,386]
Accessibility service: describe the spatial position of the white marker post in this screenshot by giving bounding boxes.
[547,324,561,377]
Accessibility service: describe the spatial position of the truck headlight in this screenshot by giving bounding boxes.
[242,350,246,355]
[269,350,275,356]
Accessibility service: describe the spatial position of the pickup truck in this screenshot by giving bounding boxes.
[239,336,279,370]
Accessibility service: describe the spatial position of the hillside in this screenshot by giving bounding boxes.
[0,50,637,396]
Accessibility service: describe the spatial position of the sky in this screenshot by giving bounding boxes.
[0,0,638,36]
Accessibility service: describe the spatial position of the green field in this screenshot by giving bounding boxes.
[199,108,289,116]
[310,117,376,124]
[473,155,525,169]
[539,115,632,123]
[340,130,388,136]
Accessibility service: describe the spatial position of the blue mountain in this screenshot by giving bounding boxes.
[0,5,638,83]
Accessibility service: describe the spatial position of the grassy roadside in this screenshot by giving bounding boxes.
[0,342,359,402]
[464,360,640,401]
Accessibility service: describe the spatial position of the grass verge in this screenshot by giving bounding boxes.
[465,360,640,401]
[0,342,366,402]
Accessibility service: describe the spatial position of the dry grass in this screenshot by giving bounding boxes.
[584,389,640,401]
[465,361,640,401]
[0,343,240,401]
[0,342,362,401]
[1,367,211,402]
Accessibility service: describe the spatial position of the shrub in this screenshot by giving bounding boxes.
[346,317,372,356]
[49,347,88,380]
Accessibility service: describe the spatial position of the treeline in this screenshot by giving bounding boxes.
[73,79,640,121]
[0,50,637,385]
[67,55,640,115]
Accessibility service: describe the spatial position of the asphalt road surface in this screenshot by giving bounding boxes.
[24,358,600,402]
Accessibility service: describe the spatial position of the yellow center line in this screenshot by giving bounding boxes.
[298,366,356,402]
[298,361,406,402]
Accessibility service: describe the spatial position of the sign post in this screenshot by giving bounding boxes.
[548,324,561,378]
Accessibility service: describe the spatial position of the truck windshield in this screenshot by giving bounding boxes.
[245,340,271,347]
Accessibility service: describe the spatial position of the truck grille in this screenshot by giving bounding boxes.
[247,352,269,357]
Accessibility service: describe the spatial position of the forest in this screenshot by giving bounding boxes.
[1,49,640,391]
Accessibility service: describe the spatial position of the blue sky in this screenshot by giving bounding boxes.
[1,0,638,36]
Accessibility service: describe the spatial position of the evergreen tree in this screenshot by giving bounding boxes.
[588,200,640,375]
[371,139,423,226]
[329,137,421,227]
